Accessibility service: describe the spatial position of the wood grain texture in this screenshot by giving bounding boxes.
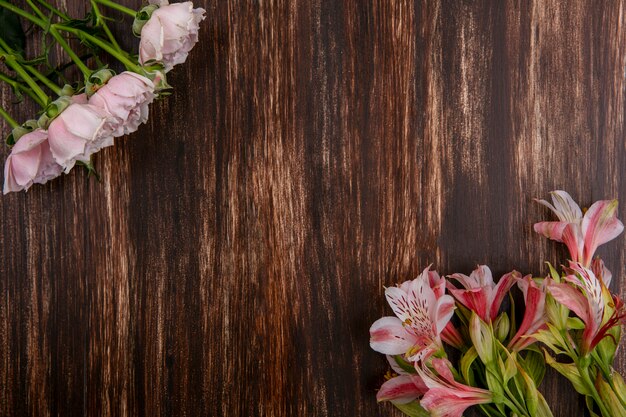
[0,1,625,416]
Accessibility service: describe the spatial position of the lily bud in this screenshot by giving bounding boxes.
[132,4,159,37]
[494,313,510,342]
[470,313,495,364]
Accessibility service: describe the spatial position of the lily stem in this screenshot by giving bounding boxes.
[577,359,612,417]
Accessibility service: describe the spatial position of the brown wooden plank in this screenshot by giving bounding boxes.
[0,1,625,416]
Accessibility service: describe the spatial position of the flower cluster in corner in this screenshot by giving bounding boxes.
[1,0,206,194]
[370,190,626,417]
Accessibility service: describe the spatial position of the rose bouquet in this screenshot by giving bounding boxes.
[0,0,205,194]
[370,191,626,417]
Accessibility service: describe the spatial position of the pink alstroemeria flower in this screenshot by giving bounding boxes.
[508,275,547,351]
[425,268,465,348]
[447,266,517,323]
[534,190,624,268]
[548,262,626,353]
[417,358,492,417]
[376,356,428,404]
[370,267,456,362]
[591,257,612,288]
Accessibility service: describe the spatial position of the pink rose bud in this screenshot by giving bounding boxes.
[47,103,116,172]
[89,71,156,136]
[139,1,206,72]
[3,129,63,194]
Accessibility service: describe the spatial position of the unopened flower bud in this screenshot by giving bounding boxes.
[133,4,159,37]
[494,313,510,342]
[470,313,495,364]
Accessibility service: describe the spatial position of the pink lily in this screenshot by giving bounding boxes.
[534,190,624,267]
[426,268,465,349]
[417,358,492,417]
[447,266,517,322]
[508,275,547,351]
[376,356,428,404]
[548,262,625,353]
[591,257,612,288]
[370,267,456,361]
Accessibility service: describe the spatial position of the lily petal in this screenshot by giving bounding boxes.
[376,374,427,404]
[370,317,417,355]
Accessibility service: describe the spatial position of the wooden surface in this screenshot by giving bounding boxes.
[1,1,625,416]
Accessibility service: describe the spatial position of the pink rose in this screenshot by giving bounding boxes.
[89,71,155,136]
[48,103,116,172]
[3,129,63,194]
[139,1,206,71]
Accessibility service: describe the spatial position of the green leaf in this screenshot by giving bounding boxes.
[610,370,626,408]
[517,367,538,416]
[595,324,620,365]
[546,262,561,282]
[536,392,555,417]
[0,8,25,54]
[498,348,517,383]
[585,396,601,417]
[393,401,430,417]
[460,346,478,385]
[543,351,590,396]
[519,350,546,386]
[566,317,585,330]
[596,376,626,417]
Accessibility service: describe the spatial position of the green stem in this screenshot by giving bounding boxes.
[503,384,529,417]
[0,0,46,27]
[25,65,62,95]
[56,25,141,73]
[93,0,136,17]
[25,0,47,21]
[577,360,612,417]
[0,72,45,106]
[36,0,70,20]
[48,26,91,78]
[91,0,121,51]
[502,397,528,417]
[0,36,62,96]
[0,107,19,128]
[0,50,49,105]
